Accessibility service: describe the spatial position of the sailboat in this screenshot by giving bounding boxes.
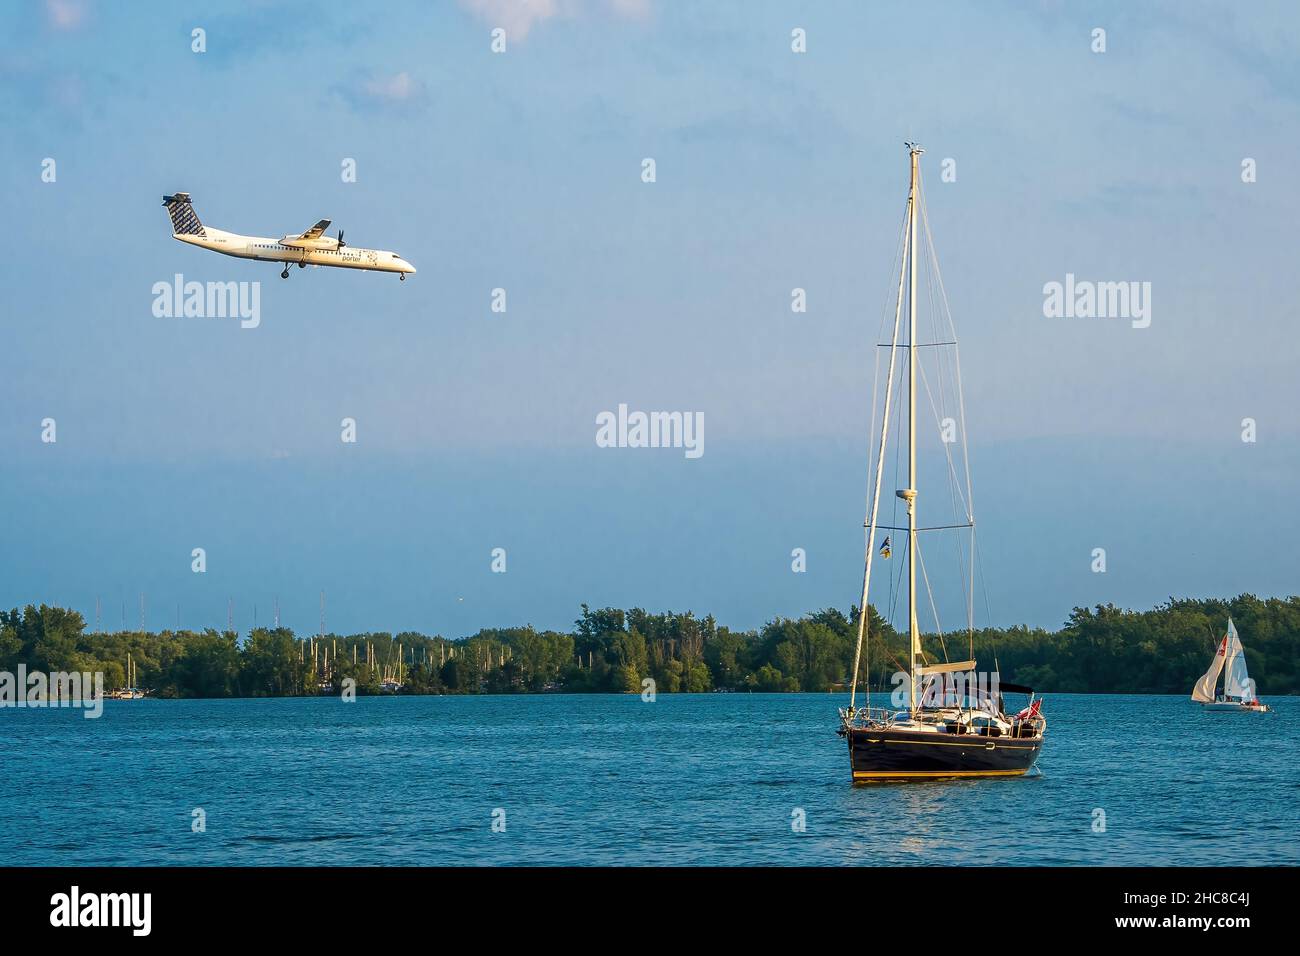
[112,652,144,699]
[1192,618,1270,712]
[836,144,1046,781]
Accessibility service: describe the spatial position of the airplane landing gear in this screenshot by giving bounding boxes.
[298,261,306,268]
[280,267,290,279]
[399,273,406,281]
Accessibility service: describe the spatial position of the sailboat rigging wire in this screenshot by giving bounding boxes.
[917,253,976,648]
[919,187,973,521]
[975,524,998,671]
[925,242,973,646]
[884,266,908,650]
[884,344,909,642]
[866,211,910,486]
[848,203,913,714]
[864,207,911,540]
[914,537,949,663]
[921,175,980,650]
[897,188,975,659]
[916,359,971,522]
[858,206,911,704]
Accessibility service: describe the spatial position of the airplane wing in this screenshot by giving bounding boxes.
[295,219,331,241]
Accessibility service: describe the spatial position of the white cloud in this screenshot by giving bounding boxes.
[45,0,87,31]
[604,0,651,19]
[334,70,429,114]
[457,0,649,42]
[363,71,420,102]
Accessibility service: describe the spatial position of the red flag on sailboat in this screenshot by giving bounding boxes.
[1015,698,1042,721]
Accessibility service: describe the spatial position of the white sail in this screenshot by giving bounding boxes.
[1191,633,1228,703]
[1222,618,1253,700]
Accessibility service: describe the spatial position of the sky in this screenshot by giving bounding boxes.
[1,0,1298,639]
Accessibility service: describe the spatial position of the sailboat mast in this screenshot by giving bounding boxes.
[906,144,923,712]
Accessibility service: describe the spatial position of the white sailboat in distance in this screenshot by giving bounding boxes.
[1192,618,1270,712]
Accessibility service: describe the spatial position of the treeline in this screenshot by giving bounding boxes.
[0,594,1296,698]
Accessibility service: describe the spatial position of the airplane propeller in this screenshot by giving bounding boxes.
[337,229,346,249]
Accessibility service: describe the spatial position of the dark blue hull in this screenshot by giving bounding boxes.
[847,726,1044,781]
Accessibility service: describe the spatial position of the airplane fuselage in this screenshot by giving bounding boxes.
[174,227,416,275]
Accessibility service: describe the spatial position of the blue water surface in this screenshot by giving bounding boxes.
[2,693,1294,865]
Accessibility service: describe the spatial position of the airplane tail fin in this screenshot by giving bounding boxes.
[162,192,205,237]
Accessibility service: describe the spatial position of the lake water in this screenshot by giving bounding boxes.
[3,693,1294,865]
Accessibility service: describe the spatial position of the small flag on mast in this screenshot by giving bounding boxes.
[879,536,891,559]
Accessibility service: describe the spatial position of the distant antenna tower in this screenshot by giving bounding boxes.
[254,604,258,629]
[228,598,234,632]
[95,596,102,634]
[176,603,180,630]
[274,596,280,629]
[139,593,146,631]
[319,590,325,639]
